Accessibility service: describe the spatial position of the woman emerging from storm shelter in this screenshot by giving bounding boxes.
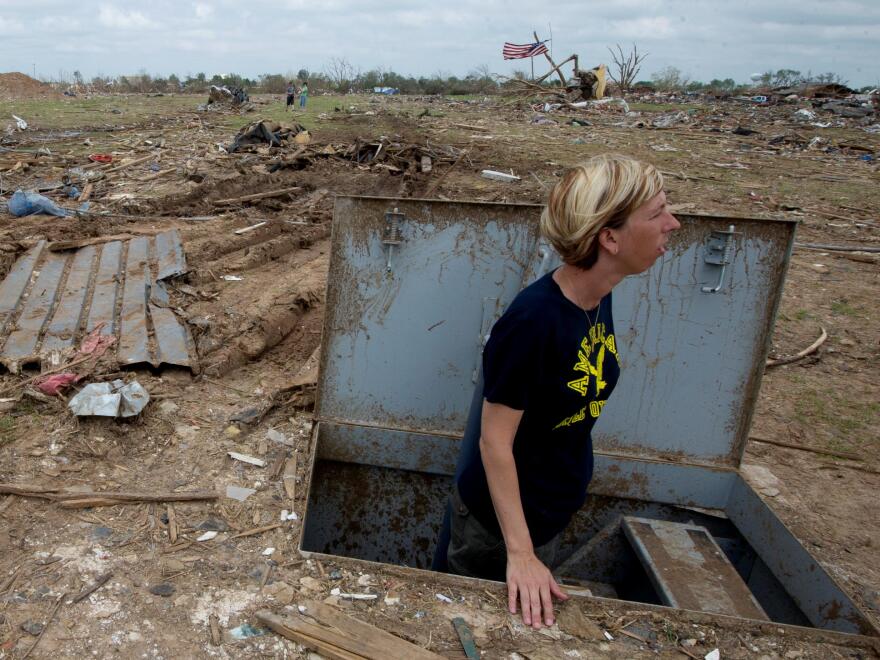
[434,153,680,630]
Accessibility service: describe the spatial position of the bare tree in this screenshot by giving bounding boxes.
[607,43,648,94]
[324,57,356,92]
[651,66,690,92]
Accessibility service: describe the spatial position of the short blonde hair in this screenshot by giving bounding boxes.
[540,154,663,269]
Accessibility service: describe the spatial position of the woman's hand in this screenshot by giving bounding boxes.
[506,549,569,628]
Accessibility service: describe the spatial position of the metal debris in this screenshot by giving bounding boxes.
[0,230,195,373]
[68,379,149,417]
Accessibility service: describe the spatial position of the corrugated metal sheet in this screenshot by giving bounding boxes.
[0,230,197,373]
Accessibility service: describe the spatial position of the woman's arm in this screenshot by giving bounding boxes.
[480,400,568,629]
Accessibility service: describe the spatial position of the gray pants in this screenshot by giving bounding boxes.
[446,485,561,583]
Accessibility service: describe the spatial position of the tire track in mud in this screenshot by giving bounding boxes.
[197,243,329,377]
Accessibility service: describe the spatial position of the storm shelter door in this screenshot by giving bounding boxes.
[591,215,796,469]
[317,196,544,446]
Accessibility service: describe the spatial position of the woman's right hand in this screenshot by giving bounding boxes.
[506,549,569,629]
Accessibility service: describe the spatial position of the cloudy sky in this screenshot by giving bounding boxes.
[1,0,878,87]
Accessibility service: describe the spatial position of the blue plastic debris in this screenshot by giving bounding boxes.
[229,623,266,639]
[8,190,71,217]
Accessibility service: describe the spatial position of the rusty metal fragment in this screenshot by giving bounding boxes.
[43,246,96,352]
[0,231,196,373]
[117,236,151,366]
[87,241,123,336]
[1,252,66,366]
[150,304,194,369]
[155,229,187,279]
[0,241,45,336]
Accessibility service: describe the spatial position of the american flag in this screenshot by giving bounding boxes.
[502,41,549,60]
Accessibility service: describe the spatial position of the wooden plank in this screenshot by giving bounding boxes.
[622,516,768,621]
[117,237,151,366]
[1,252,67,362]
[86,241,123,336]
[303,601,443,659]
[257,603,444,660]
[256,610,365,660]
[42,246,97,352]
[212,186,301,206]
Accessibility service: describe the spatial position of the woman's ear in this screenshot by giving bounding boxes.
[598,227,619,256]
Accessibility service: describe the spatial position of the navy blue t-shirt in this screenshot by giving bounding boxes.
[456,270,620,546]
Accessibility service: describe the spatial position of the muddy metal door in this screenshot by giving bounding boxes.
[317,197,543,439]
[592,215,796,468]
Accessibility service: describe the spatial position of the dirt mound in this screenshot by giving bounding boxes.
[0,71,60,101]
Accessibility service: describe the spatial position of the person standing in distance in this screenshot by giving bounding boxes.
[285,81,295,112]
[445,153,681,629]
[299,81,309,109]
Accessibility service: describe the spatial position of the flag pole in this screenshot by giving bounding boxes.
[531,54,534,80]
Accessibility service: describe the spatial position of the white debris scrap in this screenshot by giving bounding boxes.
[481,170,520,182]
[228,452,266,467]
[329,587,377,601]
[225,485,256,501]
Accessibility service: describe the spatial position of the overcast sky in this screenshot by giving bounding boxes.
[1,0,878,87]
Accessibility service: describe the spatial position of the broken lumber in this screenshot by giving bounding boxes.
[0,484,59,499]
[283,455,297,500]
[48,232,160,252]
[21,592,65,660]
[57,491,217,509]
[102,153,154,174]
[749,435,864,461]
[257,602,445,660]
[229,522,284,539]
[212,186,302,206]
[534,30,568,88]
[425,149,466,197]
[234,221,268,235]
[795,242,880,254]
[766,327,827,368]
[0,485,218,506]
[72,571,113,603]
[451,123,489,132]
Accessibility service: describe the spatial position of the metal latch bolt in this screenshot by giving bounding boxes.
[701,224,736,293]
[383,208,404,273]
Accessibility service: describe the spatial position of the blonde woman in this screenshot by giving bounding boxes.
[445,154,681,629]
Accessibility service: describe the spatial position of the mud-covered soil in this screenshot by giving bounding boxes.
[0,93,878,659]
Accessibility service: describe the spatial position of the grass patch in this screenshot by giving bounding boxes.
[830,299,860,317]
[219,94,352,133]
[0,95,201,131]
[794,388,879,448]
[794,309,810,320]
[0,415,15,446]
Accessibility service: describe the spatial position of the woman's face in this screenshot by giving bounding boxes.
[611,191,680,274]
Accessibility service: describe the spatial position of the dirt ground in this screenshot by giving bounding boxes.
[0,90,878,659]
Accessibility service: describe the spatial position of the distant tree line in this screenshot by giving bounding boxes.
[71,61,500,96]
[60,62,865,97]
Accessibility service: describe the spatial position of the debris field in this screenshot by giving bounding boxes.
[0,83,878,658]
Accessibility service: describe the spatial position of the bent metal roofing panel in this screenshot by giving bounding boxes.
[0,230,196,373]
